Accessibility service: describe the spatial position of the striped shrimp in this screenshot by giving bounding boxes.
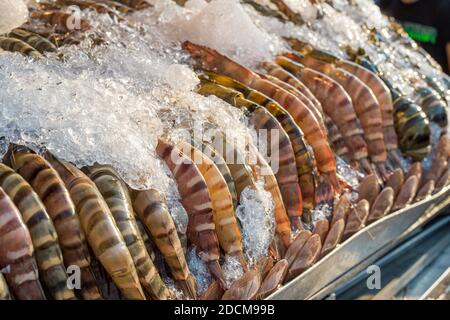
[5,145,102,300]
[30,11,91,34]
[183,41,339,202]
[177,141,247,269]
[8,29,57,53]
[259,72,327,133]
[204,132,257,201]
[197,79,303,229]
[155,139,227,289]
[0,36,42,58]
[43,152,145,300]
[0,187,46,300]
[325,116,351,162]
[194,141,238,209]
[85,165,172,300]
[275,55,372,174]
[281,52,389,178]
[130,188,197,299]
[0,163,74,300]
[287,38,402,167]
[261,62,324,116]
[201,71,318,217]
[414,87,448,128]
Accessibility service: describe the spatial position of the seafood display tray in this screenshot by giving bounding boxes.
[267,185,450,300]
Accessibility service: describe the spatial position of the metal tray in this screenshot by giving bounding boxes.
[267,186,450,300]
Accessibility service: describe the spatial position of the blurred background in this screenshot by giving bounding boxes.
[376,0,450,74]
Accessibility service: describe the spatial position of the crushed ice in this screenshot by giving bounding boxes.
[0,0,28,34]
[236,181,276,265]
[186,247,212,296]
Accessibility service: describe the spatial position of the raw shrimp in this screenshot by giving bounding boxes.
[184,42,339,201]
[0,163,74,300]
[8,28,57,53]
[0,187,46,300]
[275,54,372,174]
[130,188,197,299]
[176,141,246,269]
[197,79,303,229]
[0,36,42,58]
[5,145,102,300]
[201,71,318,216]
[156,139,226,289]
[85,165,172,300]
[44,152,145,300]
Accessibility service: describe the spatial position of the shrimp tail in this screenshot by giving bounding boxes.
[178,273,198,300]
[233,252,249,272]
[359,158,374,176]
[388,149,404,169]
[208,261,228,290]
[376,162,391,182]
[302,208,313,224]
[290,216,303,231]
[316,175,334,203]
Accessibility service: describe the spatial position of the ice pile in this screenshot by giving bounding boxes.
[311,202,333,229]
[0,0,28,35]
[146,0,285,67]
[222,256,244,288]
[236,181,276,265]
[186,247,212,295]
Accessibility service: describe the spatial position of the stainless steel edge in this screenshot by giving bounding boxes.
[266,186,450,300]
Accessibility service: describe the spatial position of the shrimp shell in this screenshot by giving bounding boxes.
[286,234,321,282]
[130,188,197,299]
[0,187,46,300]
[195,141,238,209]
[197,80,302,229]
[0,163,74,300]
[320,219,345,258]
[0,36,42,58]
[44,153,145,300]
[115,0,151,9]
[261,62,324,116]
[288,39,398,155]
[260,72,326,132]
[155,139,226,289]
[8,28,57,53]
[202,71,317,217]
[277,54,369,166]
[6,146,101,300]
[414,87,448,127]
[85,165,171,300]
[183,42,339,195]
[207,132,257,201]
[177,141,246,269]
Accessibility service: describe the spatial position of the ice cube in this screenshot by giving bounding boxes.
[0,0,28,34]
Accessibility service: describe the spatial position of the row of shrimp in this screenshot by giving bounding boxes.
[243,0,448,162]
[0,0,152,57]
[0,143,196,300]
[176,33,450,292]
[0,140,299,300]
